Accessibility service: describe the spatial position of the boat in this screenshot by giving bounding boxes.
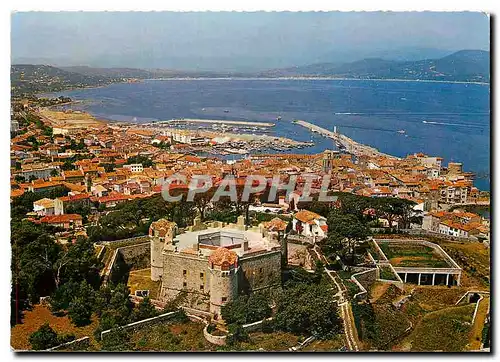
[224,110,229,113]
[397,130,406,134]
[276,116,282,121]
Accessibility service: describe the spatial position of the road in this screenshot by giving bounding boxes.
[312,245,360,351]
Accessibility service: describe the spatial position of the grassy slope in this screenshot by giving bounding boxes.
[406,304,475,351]
[469,296,490,350]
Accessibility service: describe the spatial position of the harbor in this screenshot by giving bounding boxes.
[294,119,399,160]
[157,118,275,127]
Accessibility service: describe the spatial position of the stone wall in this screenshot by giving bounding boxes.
[242,317,273,333]
[401,228,478,242]
[202,317,274,346]
[107,242,151,284]
[209,267,238,316]
[46,336,90,351]
[100,235,150,246]
[119,242,151,270]
[100,311,179,341]
[203,324,227,346]
[239,250,281,294]
[159,249,281,313]
[160,252,211,311]
[351,268,378,300]
[105,242,151,283]
[95,244,106,261]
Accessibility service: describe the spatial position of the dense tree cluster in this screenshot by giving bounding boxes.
[273,282,342,340]
[87,196,196,242]
[11,225,101,326]
[312,193,417,266]
[221,293,272,326]
[221,265,341,346]
[126,155,153,168]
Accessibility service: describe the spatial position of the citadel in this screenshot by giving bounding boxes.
[149,215,287,318]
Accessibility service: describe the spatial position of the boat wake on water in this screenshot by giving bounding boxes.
[422,120,485,128]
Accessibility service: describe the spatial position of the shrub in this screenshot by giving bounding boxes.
[261,318,275,333]
[226,324,249,346]
[68,297,93,327]
[29,323,59,350]
[130,297,157,322]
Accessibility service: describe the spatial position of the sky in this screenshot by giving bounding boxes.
[11,11,490,71]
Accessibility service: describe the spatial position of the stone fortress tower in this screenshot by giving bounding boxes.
[149,219,177,281]
[149,217,282,318]
[207,247,239,317]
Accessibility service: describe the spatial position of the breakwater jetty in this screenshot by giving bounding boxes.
[294,120,399,159]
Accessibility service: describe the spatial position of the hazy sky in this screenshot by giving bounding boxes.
[11,12,490,71]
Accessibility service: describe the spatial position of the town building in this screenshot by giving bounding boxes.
[292,210,328,238]
[123,163,144,173]
[11,119,20,133]
[39,214,83,229]
[33,198,64,216]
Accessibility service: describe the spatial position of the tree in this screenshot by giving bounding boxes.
[49,281,80,314]
[53,237,102,289]
[68,297,93,327]
[226,323,249,346]
[102,163,115,173]
[285,267,323,288]
[130,297,157,322]
[246,292,272,323]
[126,155,152,168]
[94,284,134,333]
[274,283,342,340]
[373,198,397,228]
[221,293,272,325]
[325,211,371,265]
[373,198,417,230]
[62,159,74,171]
[332,193,373,222]
[11,186,69,220]
[18,234,62,303]
[67,281,95,326]
[29,323,59,350]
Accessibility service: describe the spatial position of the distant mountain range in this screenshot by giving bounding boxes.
[259,50,490,82]
[11,50,489,97]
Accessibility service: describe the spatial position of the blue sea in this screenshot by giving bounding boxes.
[49,79,490,191]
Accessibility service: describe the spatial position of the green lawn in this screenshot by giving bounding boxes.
[378,242,450,268]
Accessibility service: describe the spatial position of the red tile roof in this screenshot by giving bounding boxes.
[40,214,82,223]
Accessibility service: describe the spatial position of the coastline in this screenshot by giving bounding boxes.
[142,77,489,86]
